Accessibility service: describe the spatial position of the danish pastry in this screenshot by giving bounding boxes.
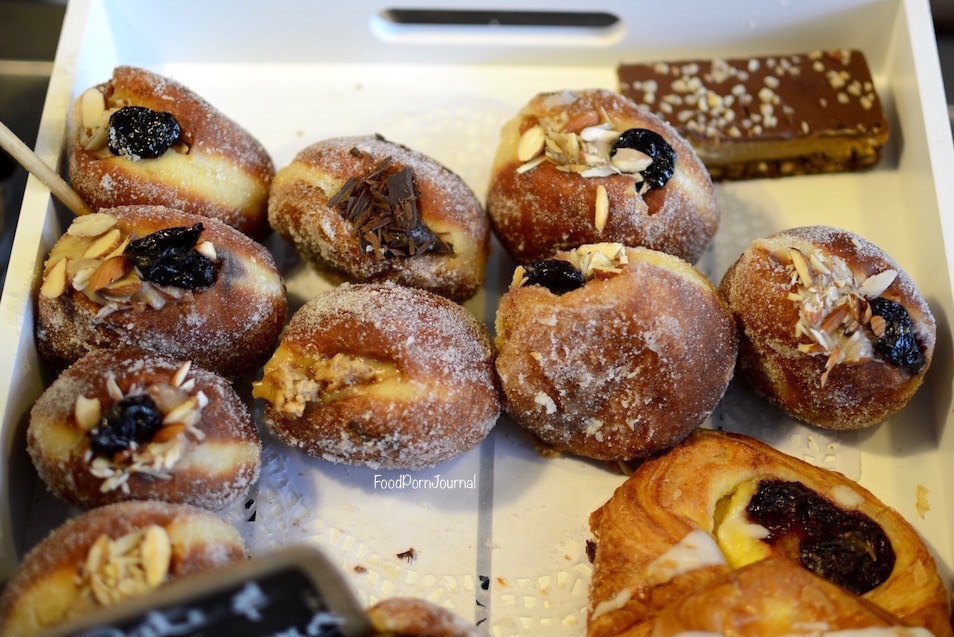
[0,501,245,637]
[587,429,950,637]
[485,88,719,264]
[36,205,287,378]
[719,225,935,429]
[28,347,261,510]
[68,66,275,239]
[494,243,736,461]
[253,282,500,468]
[268,134,490,302]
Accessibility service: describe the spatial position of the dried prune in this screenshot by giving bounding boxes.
[107,106,181,160]
[524,260,585,294]
[747,479,895,595]
[89,394,163,457]
[611,128,676,191]
[869,297,926,373]
[125,224,215,289]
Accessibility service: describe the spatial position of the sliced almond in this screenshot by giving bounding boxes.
[170,361,192,388]
[88,256,130,292]
[516,155,546,175]
[869,314,887,338]
[105,235,131,260]
[40,257,69,298]
[102,271,143,297]
[85,126,109,152]
[141,526,172,588]
[857,269,898,299]
[68,213,117,238]
[562,110,600,133]
[516,125,545,162]
[162,396,199,425]
[151,424,186,444]
[789,248,813,287]
[594,185,609,233]
[74,395,102,431]
[195,241,216,262]
[83,228,123,259]
[80,88,106,131]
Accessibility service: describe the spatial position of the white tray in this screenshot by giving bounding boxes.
[2,1,953,635]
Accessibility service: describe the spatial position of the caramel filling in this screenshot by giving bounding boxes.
[253,343,399,417]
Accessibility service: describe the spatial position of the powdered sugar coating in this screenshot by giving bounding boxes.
[495,247,737,461]
[28,347,261,510]
[0,501,245,637]
[486,88,720,264]
[36,205,287,378]
[268,135,490,301]
[719,225,936,429]
[68,66,275,239]
[262,282,500,468]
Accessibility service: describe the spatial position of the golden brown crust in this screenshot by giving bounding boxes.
[368,597,480,636]
[0,501,245,637]
[718,225,936,429]
[486,88,719,264]
[258,283,500,468]
[587,429,951,637]
[27,347,261,510]
[268,135,490,302]
[68,66,275,239]
[634,556,913,637]
[36,205,287,378]
[494,246,736,461]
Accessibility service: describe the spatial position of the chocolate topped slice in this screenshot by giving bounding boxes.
[618,49,890,179]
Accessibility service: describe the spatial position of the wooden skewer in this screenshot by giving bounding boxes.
[0,118,93,217]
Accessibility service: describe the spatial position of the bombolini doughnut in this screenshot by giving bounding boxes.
[28,347,261,510]
[486,88,720,264]
[268,134,490,302]
[0,501,246,637]
[36,205,287,378]
[494,243,736,461]
[719,225,935,429]
[368,598,480,636]
[253,283,500,468]
[69,66,275,239]
[586,429,950,637]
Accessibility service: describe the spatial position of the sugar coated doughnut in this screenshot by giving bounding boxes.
[719,225,936,429]
[68,66,275,239]
[253,282,500,468]
[28,347,261,510]
[486,88,720,264]
[268,134,490,301]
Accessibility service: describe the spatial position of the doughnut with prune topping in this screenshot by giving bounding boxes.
[719,225,935,429]
[28,347,261,510]
[494,243,736,461]
[36,205,287,378]
[268,134,490,302]
[0,501,245,637]
[586,429,951,637]
[486,88,720,264]
[368,597,480,636]
[253,282,500,468]
[68,66,275,239]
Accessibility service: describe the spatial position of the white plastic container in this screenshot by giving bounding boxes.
[1,1,952,634]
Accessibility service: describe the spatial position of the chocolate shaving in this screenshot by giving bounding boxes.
[330,155,454,260]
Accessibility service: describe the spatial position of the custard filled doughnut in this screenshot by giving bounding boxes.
[486,88,720,264]
[0,501,245,637]
[494,243,736,461]
[253,282,500,468]
[69,66,275,239]
[36,205,287,378]
[28,347,261,510]
[719,225,936,429]
[586,429,950,637]
[368,598,480,636]
[268,134,490,302]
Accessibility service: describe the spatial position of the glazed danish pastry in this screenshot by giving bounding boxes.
[495,243,736,461]
[253,282,500,468]
[68,66,275,239]
[36,205,287,378]
[719,226,935,429]
[268,134,490,302]
[587,429,950,637]
[28,347,261,510]
[0,501,245,637]
[486,88,720,264]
